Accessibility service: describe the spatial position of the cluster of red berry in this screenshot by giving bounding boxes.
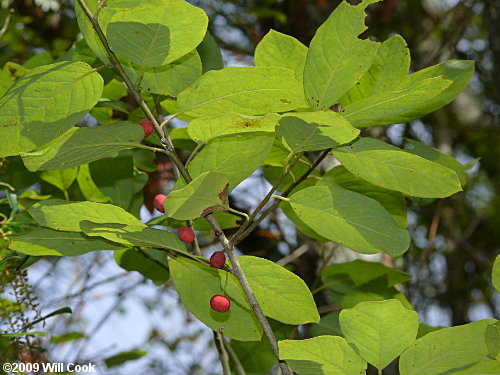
[153,193,195,243]
[209,251,230,312]
[145,120,231,313]
[150,162,231,313]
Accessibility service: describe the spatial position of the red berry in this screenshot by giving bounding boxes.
[140,119,154,138]
[210,295,230,313]
[178,226,195,243]
[210,251,226,269]
[153,194,167,213]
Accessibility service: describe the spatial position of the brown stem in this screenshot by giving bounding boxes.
[76,2,291,372]
[204,215,291,374]
[214,331,231,375]
[223,337,247,375]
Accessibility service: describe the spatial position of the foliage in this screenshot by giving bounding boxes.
[0,0,498,374]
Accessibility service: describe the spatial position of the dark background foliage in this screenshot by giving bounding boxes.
[0,0,498,373]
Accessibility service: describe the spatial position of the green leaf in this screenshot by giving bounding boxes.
[485,321,500,362]
[169,127,197,150]
[39,167,78,193]
[331,282,411,310]
[0,156,39,191]
[95,99,128,113]
[26,307,72,327]
[310,313,343,338]
[160,97,194,122]
[177,66,308,117]
[107,0,208,67]
[0,61,104,157]
[102,78,128,100]
[254,30,308,82]
[231,321,293,375]
[289,185,410,256]
[58,38,100,66]
[416,324,444,339]
[399,319,496,375]
[75,0,113,64]
[340,34,410,106]
[89,155,135,209]
[280,199,329,242]
[122,50,202,97]
[321,165,407,228]
[28,200,146,245]
[116,227,187,253]
[341,77,451,127]
[126,148,157,172]
[9,228,125,256]
[21,123,144,171]
[446,361,500,374]
[169,257,263,341]
[104,349,147,368]
[165,172,229,220]
[115,248,169,284]
[50,332,85,344]
[322,260,412,288]
[224,256,319,325]
[24,52,54,70]
[263,140,292,167]
[321,260,412,309]
[188,113,280,143]
[404,138,468,186]
[279,336,367,375]
[77,165,109,203]
[276,112,360,153]
[340,299,419,370]
[332,138,462,198]
[398,59,475,116]
[196,32,223,73]
[304,0,380,110]
[493,255,500,293]
[79,223,187,253]
[187,133,274,190]
[16,190,52,210]
[76,0,203,99]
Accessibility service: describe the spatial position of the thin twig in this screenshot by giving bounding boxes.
[230,152,302,245]
[93,0,108,21]
[204,215,291,375]
[0,182,15,191]
[235,149,330,244]
[186,142,205,167]
[420,199,443,268]
[188,220,202,256]
[113,142,169,155]
[53,272,128,302]
[223,337,247,375]
[160,113,179,128]
[76,0,170,147]
[214,331,231,375]
[0,8,13,41]
[276,244,309,266]
[150,246,231,274]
